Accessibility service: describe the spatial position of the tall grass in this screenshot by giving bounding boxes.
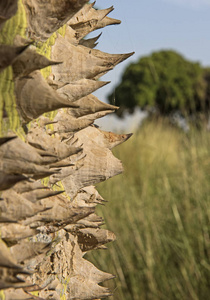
[86,119,210,300]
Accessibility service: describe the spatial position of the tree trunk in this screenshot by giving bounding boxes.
[0,1,133,299]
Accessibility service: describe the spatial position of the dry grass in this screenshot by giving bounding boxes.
[86,119,210,300]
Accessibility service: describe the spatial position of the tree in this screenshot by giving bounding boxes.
[108,50,210,119]
[0,1,133,299]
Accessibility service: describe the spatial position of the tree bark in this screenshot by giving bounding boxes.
[0,1,133,299]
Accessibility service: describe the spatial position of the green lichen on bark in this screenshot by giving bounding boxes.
[0,0,27,135]
[0,0,66,135]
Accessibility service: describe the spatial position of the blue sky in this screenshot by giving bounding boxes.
[91,0,210,130]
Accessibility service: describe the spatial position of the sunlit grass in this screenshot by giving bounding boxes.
[86,119,210,300]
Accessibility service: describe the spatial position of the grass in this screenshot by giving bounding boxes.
[86,119,210,300]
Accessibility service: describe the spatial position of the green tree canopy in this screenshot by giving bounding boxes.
[108,50,210,118]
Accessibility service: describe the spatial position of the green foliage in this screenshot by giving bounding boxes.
[108,50,209,118]
[86,120,210,300]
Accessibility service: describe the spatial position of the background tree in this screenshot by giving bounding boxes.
[108,50,210,120]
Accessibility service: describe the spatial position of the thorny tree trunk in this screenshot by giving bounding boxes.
[0,1,133,299]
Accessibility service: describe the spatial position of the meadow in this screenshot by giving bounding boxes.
[86,119,210,300]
